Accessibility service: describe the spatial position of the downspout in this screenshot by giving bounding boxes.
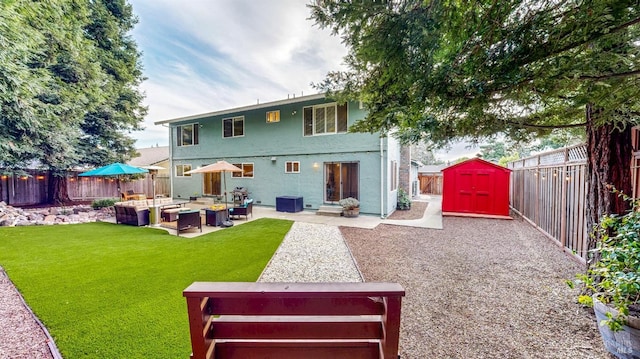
[164,124,174,198]
[380,136,385,219]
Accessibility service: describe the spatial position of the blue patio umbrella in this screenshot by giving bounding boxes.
[78,163,148,177]
[79,163,148,196]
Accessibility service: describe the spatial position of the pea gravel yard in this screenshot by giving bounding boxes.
[341,216,610,359]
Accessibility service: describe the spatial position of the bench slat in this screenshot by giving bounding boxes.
[212,316,382,339]
[209,297,385,316]
[213,340,380,359]
[184,282,405,298]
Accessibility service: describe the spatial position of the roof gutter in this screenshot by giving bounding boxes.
[154,93,326,126]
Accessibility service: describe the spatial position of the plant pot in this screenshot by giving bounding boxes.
[343,207,360,218]
[593,295,640,359]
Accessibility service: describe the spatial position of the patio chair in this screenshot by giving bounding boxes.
[229,199,253,220]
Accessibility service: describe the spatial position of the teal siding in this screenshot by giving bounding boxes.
[167,96,395,215]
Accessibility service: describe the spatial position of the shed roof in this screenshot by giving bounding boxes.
[442,157,511,172]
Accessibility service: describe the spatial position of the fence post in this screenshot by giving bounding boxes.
[560,148,569,248]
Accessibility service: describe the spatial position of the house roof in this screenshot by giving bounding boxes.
[128,146,169,167]
[154,93,326,125]
[418,164,447,173]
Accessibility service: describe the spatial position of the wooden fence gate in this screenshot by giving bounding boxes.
[418,174,443,195]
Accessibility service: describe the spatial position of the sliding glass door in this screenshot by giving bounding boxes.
[203,172,221,196]
[325,162,359,203]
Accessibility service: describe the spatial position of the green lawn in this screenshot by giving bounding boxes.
[0,219,292,358]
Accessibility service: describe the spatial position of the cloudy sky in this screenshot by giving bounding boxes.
[128,0,478,161]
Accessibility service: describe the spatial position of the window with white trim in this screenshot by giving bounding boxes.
[232,163,254,178]
[177,124,199,146]
[391,160,398,191]
[285,161,300,173]
[175,164,192,177]
[266,110,280,123]
[303,103,348,136]
[223,116,244,138]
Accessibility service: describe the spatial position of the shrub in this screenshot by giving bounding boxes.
[92,198,118,209]
[397,188,411,210]
[339,197,359,209]
[571,191,640,331]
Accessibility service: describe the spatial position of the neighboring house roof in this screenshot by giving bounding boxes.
[128,146,169,167]
[411,159,423,168]
[154,93,325,125]
[418,164,447,173]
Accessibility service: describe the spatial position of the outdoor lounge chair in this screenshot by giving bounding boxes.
[229,199,253,220]
[122,190,146,201]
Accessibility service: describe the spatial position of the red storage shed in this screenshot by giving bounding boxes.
[442,158,512,219]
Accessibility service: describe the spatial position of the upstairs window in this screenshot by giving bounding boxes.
[266,110,280,123]
[177,124,199,146]
[223,116,244,138]
[303,103,347,136]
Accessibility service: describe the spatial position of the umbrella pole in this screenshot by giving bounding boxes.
[223,171,229,220]
[117,177,121,199]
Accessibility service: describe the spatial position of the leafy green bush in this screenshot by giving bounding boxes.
[397,188,411,210]
[571,191,640,331]
[91,198,118,209]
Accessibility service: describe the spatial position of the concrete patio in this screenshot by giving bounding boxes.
[146,195,443,237]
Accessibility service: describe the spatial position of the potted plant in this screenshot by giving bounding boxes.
[571,192,640,358]
[189,193,199,201]
[339,197,360,218]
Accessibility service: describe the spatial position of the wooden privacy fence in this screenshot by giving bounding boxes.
[0,171,170,206]
[508,144,589,263]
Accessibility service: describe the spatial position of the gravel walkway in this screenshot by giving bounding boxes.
[341,217,610,359]
[259,222,362,282]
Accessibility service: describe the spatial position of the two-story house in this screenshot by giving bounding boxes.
[155,93,403,216]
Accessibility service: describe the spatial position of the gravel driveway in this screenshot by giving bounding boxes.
[341,216,610,359]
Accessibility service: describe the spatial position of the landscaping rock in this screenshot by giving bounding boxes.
[0,202,112,227]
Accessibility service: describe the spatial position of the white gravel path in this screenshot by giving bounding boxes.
[259,222,363,282]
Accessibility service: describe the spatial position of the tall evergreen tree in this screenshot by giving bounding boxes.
[0,0,146,203]
[310,0,640,244]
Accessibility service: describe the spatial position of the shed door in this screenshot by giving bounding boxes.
[454,169,494,214]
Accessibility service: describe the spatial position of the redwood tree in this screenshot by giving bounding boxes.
[310,0,640,241]
[0,0,145,204]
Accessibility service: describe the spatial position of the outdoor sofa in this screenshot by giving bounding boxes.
[114,197,181,226]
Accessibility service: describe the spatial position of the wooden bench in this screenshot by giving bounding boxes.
[183,282,405,359]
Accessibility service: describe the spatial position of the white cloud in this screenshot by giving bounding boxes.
[129,0,347,147]
[434,141,481,162]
